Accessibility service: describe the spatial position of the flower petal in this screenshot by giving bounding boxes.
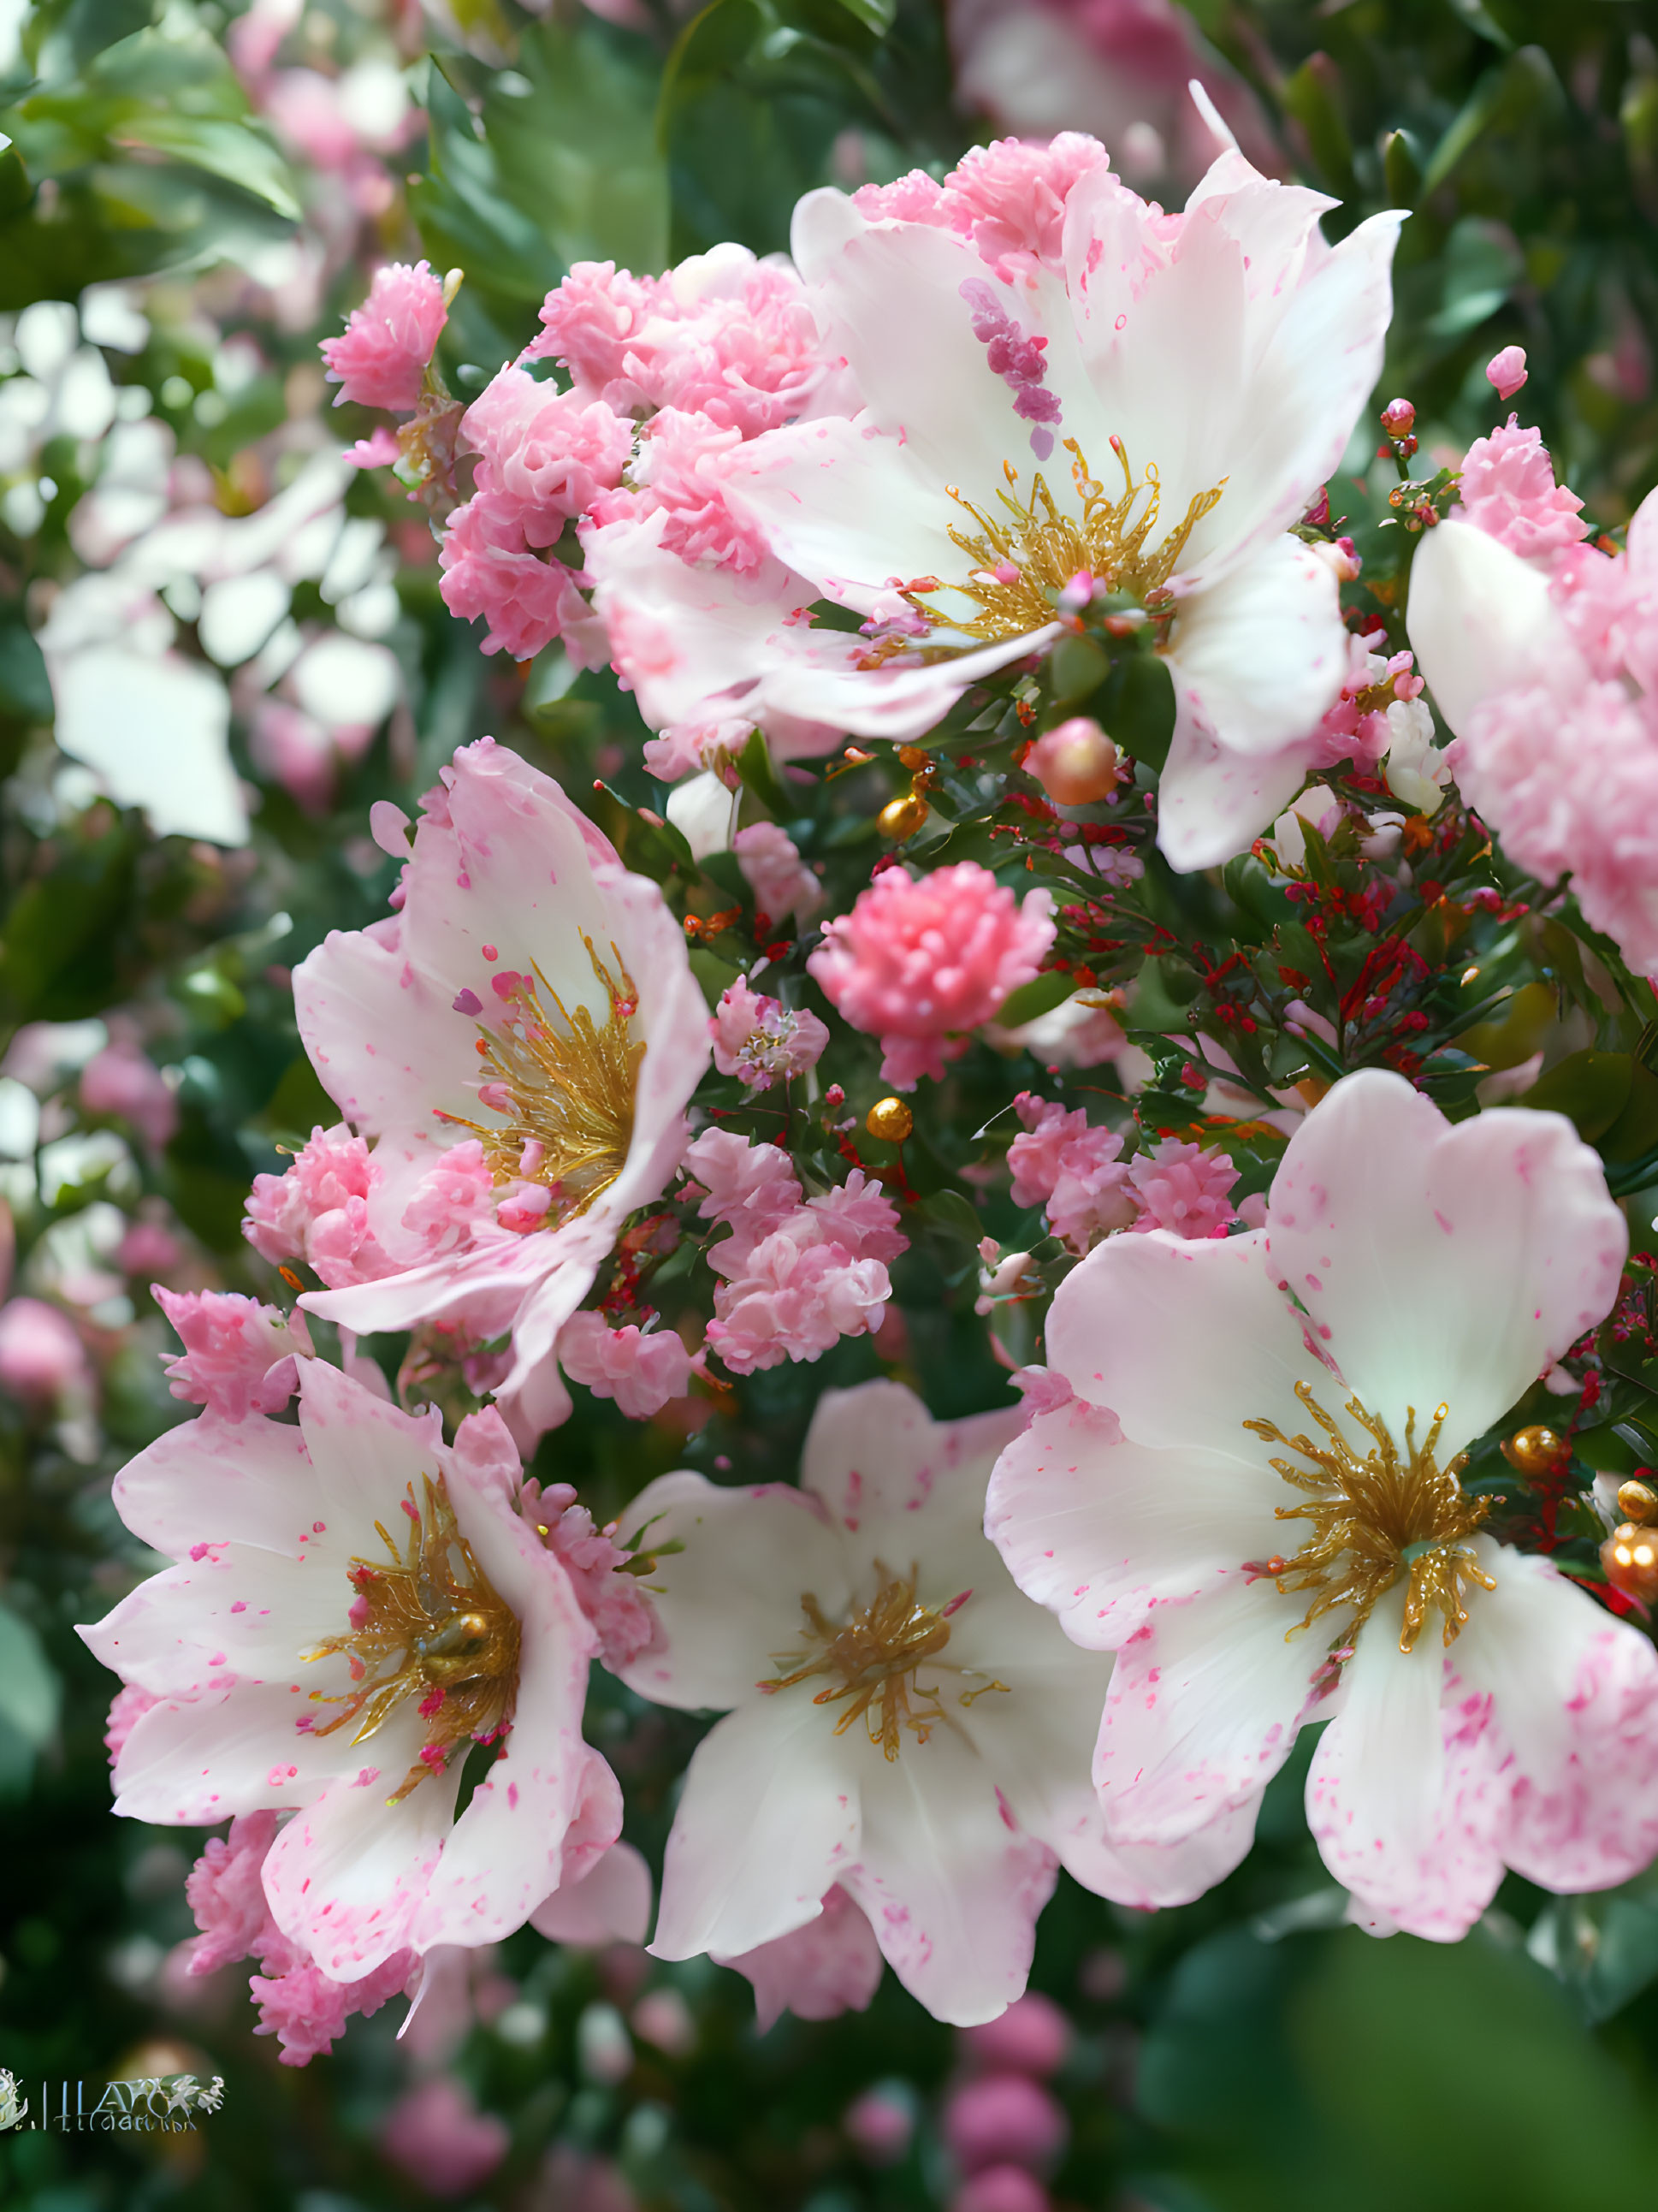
[1305,1582,1507,1940]
[1094,1575,1321,1843]
[1405,516,1577,741]
[108,1679,368,1824]
[1162,534,1347,761]
[802,1378,1022,1579]
[1153,708,1316,873]
[986,1399,1273,1649]
[613,1471,850,1713]
[1045,1226,1314,1462]
[80,1545,340,1699]
[650,1695,863,1960]
[845,1722,1058,2025]
[110,1409,324,1559]
[1455,1545,1658,1894]
[530,1838,653,1946]
[1265,1069,1627,1457]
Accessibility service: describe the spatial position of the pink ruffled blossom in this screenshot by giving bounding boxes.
[1309,626,1424,774]
[631,409,770,572]
[733,820,822,927]
[322,261,448,414]
[1008,1096,1137,1251]
[438,492,591,661]
[710,979,829,1091]
[379,2077,510,2197]
[719,1883,885,2031]
[79,1035,179,1151]
[154,1288,311,1422]
[1126,1138,1239,1237]
[685,1130,905,1375]
[243,1123,390,1286]
[809,864,1056,1091]
[1454,419,1589,564]
[558,1311,691,1417]
[854,133,1108,277]
[519,1475,659,1671]
[462,367,634,543]
[251,1949,417,2066]
[105,1682,159,1764]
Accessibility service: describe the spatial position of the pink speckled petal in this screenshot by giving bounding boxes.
[986,1400,1274,1650]
[651,1693,863,1962]
[1043,1227,1312,1462]
[110,1410,323,1558]
[80,1545,339,1700]
[1306,1580,1507,1940]
[1094,1574,1321,1843]
[613,1471,848,1714]
[108,1677,366,1824]
[1266,1070,1626,1459]
[1455,1545,1658,1894]
[845,1723,1058,2026]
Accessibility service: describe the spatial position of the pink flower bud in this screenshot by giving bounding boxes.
[844,2084,915,2165]
[959,1992,1072,2079]
[942,2073,1069,2174]
[950,2170,1053,2212]
[1486,344,1528,400]
[1379,396,1416,440]
[0,1297,89,1409]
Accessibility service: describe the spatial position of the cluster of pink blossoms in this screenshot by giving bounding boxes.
[684,1128,906,1373]
[1009,1095,1245,1249]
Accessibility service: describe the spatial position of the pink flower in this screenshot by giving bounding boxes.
[252,1948,415,2067]
[942,2073,1069,2173]
[518,1476,659,1672]
[117,1218,184,1279]
[462,367,634,543]
[379,2078,510,2197]
[321,261,448,414]
[844,2081,916,2165]
[1454,419,1589,563]
[710,979,829,1091]
[1008,1097,1137,1250]
[1486,345,1528,400]
[243,1123,390,1286]
[631,409,771,572]
[289,740,709,1444]
[79,1035,178,1151]
[82,1363,623,1982]
[558,1311,691,1417]
[686,1132,905,1375]
[855,133,1107,277]
[809,864,1056,1091]
[733,820,822,926]
[987,1070,1655,1941]
[154,1288,311,1422]
[1127,1137,1239,1237]
[0,1297,88,1408]
[437,493,591,661]
[950,2170,1052,2212]
[719,1883,885,2031]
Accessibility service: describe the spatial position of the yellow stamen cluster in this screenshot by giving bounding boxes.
[908,437,1226,644]
[1244,1384,1495,1655]
[761,1568,1007,1760]
[440,934,642,1226]
[305,1474,520,1803]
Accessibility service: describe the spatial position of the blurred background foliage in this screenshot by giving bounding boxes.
[0,0,1656,2204]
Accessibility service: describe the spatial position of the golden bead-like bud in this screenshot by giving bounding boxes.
[1026,716,1122,807]
[865,1097,914,1143]
[877,790,931,840]
[1500,1424,1566,1476]
[1619,1479,1658,1524]
[1603,1521,1658,1605]
[896,744,933,772]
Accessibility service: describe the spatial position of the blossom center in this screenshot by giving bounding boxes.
[1244,1383,1495,1654]
[304,1473,520,1802]
[902,437,1226,647]
[440,934,642,1227]
[760,1567,999,1760]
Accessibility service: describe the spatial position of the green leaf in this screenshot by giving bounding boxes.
[993,970,1076,1029]
[1513,1049,1631,1143]
[919,1188,984,1246]
[831,0,895,32]
[1422,46,1561,195]
[1427,216,1525,338]
[0,614,52,722]
[0,1605,60,1749]
[733,724,791,820]
[1102,651,1173,775]
[1382,127,1424,206]
[1282,52,1357,197]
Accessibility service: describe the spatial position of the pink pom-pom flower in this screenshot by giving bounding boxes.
[321,260,448,413]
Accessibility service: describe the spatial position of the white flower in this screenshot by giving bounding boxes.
[987,1069,1658,1938]
[614,1379,1246,2025]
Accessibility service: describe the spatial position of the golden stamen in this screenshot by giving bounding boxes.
[761,1567,961,1760]
[1243,1383,1495,1654]
[304,1474,520,1803]
[904,436,1226,645]
[438,934,642,1227]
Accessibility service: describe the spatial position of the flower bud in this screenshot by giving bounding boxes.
[1379,397,1416,440]
[1027,718,1122,807]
